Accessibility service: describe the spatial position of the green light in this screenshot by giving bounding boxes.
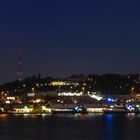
[110,105,114,108]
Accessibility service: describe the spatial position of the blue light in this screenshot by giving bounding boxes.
[107,114,113,120]
[107,98,112,102]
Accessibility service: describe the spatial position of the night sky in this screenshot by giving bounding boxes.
[0,0,140,83]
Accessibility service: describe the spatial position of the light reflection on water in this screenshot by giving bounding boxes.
[0,113,140,140]
[0,114,9,118]
[0,113,139,120]
[126,113,136,120]
[105,114,115,140]
[0,113,140,120]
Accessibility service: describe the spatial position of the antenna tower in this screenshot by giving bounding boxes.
[16,48,23,81]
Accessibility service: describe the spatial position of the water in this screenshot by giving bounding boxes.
[0,113,140,140]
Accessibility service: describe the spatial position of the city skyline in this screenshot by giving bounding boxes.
[0,0,140,83]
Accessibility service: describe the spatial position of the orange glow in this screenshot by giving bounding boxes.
[0,114,8,118]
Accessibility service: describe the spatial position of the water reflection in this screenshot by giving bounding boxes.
[0,114,8,118]
[106,114,114,121]
[0,113,104,121]
[52,113,103,120]
[105,114,115,140]
[74,114,87,120]
[0,113,139,140]
[136,114,140,118]
[126,113,136,120]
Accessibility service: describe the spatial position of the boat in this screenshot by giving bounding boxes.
[52,106,88,114]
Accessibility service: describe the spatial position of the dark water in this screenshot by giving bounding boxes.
[0,113,140,140]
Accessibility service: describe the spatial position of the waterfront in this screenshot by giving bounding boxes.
[0,113,140,140]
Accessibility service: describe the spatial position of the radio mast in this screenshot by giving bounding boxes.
[16,48,23,81]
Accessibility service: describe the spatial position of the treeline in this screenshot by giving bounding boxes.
[0,73,140,95]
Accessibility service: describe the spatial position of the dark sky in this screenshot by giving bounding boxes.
[0,0,140,83]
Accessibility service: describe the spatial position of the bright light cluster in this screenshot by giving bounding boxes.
[50,81,70,86]
[88,93,103,101]
[58,92,83,97]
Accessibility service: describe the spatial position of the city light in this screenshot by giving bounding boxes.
[88,92,103,101]
[58,92,83,96]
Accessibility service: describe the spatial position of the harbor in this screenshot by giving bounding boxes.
[0,91,140,115]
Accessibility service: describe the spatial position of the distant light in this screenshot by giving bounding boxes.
[88,92,103,101]
[131,87,135,90]
[27,93,35,97]
[5,101,10,104]
[74,100,78,104]
[108,98,112,101]
[36,83,39,87]
[107,98,113,102]
[126,104,135,112]
[58,92,83,97]
[7,97,15,100]
[32,88,35,93]
[24,106,28,109]
[36,99,41,103]
[75,106,82,112]
[23,84,26,87]
[110,105,114,108]
[136,105,140,108]
[57,100,60,103]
